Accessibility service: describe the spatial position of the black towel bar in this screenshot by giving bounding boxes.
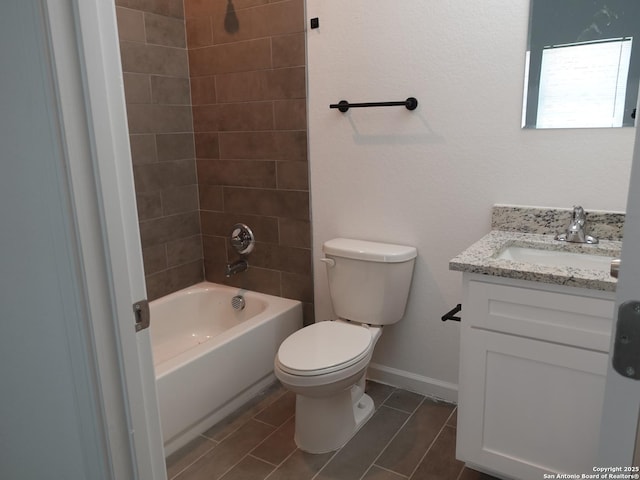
[330,97,418,113]
[442,304,462,322]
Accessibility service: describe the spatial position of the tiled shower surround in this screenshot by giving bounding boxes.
[116,0,313,322]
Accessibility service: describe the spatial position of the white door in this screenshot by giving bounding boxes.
[0,1,166,478]
[599,115,640,465]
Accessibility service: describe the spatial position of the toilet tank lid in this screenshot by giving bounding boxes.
[323,238,417,263]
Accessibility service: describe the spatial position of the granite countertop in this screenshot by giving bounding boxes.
[449,205,624,291]
[449,230,622,292]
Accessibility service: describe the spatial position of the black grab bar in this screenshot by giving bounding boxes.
[330,97,418,113]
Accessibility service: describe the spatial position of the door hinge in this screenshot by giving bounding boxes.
[133,299,150,332]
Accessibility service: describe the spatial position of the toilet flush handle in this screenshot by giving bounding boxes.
[320,257,336,267]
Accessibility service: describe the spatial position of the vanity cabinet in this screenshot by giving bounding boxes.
[457,274,615,479]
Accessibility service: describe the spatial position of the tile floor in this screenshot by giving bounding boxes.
[166,381,498,480]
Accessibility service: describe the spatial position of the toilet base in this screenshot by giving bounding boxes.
[293,384,375,454]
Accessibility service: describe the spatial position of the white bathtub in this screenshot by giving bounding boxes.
[149,282,302,455]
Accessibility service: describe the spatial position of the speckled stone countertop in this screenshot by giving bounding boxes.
[449,206,624,292]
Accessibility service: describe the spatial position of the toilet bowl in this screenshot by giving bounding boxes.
[274,238,417,453]
[275,320,382,453]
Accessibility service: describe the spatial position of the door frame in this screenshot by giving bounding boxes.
[45,0,166,477]
[598,95,640,466]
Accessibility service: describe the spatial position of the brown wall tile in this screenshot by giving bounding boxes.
[133,158,197,192]
[162,184,199,215]
[194,132,220,158]
[277,161,309,190]
[145,12,186,47]
[116,0,185,19]
[129,134,158,164]
[223,187,309,220]
[278,218,311,248]
[120,41,189,76]
[116,7,146,43]
[191,76,217,105]
[274,99,306,130]
[119,0,202,299]
[142,244,167,274]
[189,39,271,76]
[156,133,195,161]
[139,211,201,248]
[215,71,265,103]
[271,32,305,68]
[136,192,163,220]
[151,76,191,104]
[126,104,193,133]
[146,260,204,300]
[186,17,213,48]
[124,73,152,104]
[119,0,311,312]
[199,185,224,211]
[198,160,276,188]
[193,102,274,132]
[166,235,203,267]
[251,0,304,38]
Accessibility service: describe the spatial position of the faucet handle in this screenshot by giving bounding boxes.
[230,223,255,254]
[572,205,586,225]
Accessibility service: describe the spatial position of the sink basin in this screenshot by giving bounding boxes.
[496,245,614,271]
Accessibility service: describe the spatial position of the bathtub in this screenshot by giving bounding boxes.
[149,282,302,455]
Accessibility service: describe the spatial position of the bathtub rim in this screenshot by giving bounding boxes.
[150,281,302,378]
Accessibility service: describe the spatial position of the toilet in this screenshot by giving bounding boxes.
[274,238,417,453]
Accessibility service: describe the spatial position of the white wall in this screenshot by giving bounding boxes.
[306,0,635,400]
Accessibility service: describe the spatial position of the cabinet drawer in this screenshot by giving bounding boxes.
[466,279,614,352]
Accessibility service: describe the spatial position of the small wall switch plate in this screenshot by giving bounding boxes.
[310,17,319,29]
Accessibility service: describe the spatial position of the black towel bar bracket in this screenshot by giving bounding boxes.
[442,304,462,322]
[330,97,418,113]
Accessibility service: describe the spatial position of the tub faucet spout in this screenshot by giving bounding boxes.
[225,258,248,277]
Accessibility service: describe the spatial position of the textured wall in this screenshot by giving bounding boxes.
[116,0,203,300]
[185,0,313,322]
[306,0,635,400]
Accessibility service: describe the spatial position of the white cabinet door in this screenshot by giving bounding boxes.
[458,329,608,479]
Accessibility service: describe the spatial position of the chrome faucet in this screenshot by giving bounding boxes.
[225,258,249,277]
[555,206,599,244]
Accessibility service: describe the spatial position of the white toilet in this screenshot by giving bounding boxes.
[274,238,417,453]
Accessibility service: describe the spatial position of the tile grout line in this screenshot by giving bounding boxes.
[356,399,428,480]
[204,387,288,444]
[406,408,459,480]
[211,415,287,480]
[167,434,218,480]
[308,447,342,480]
[248,412,296,462]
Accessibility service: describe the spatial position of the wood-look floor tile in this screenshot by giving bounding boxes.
[166,436,217,480]
[315,406,409,480]
[202,383,285,442]
[251,417,296,465]
[363,465,408,480]
[410,426,464,480]
[383,389,425,413]
[267,450,335,480]
[176,420,275,480]
[219,455,274,480]
[376,398,455,477]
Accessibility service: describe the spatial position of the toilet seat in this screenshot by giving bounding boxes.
[276,321,375,376]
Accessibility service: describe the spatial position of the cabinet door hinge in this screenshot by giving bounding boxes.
[133,299,150,332]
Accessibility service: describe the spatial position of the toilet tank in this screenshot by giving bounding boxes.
[322,238,417,326]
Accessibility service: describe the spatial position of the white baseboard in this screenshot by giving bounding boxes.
[367,362,458,403]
